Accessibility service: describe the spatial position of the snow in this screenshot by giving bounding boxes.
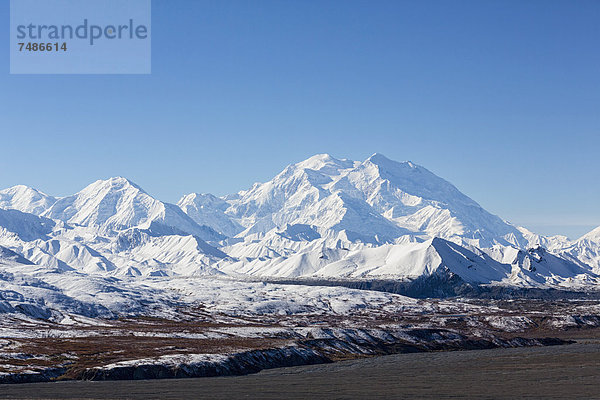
[0,153,599,300]
[0,185,56,215]
[578,226,600,243]
[0,209,55,242]
[43,177,223,242]
[0,258,422,324]
[214,153,529,248]
[177,193,243,237]
[98,353,230,370]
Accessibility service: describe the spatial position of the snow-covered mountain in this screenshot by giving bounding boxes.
[556,225,600,273]
[0,185,56,215]
[0,178,228,278]
[339,153,527,247]
[191,154,528,248]
[220,155,411,244]
[43,177,223,242]
[579,226,600,243]
[0,208,56,242]
[219,237,513,282]
[0,154,598,292]
[177,193,243,237]
[0,245,33,265]
[218,236,600,288]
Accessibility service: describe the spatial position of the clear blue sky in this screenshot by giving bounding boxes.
[1,0,599,239]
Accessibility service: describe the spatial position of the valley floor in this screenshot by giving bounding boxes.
[1,292,600,385]
[1,337,599,399]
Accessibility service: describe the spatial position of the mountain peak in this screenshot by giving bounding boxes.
[178,193,227,211]
[93,176,143,192]
[9,184,33,190]
[76,177,147,199]
[367,152,391,162]
[579,226,600,243]
[0,185,56,215]
[0,184,49,197]
[295,154,355,173]
[307,153,336,162]
[366,153,420,170]
[42,177,224,242]
[43,177,154,231]
[222,153,525,247]
[177,193,243,237]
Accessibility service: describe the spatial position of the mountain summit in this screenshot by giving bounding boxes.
[580,226,600,243]
[196,154,527,247]
[0,185,56,215]
[44,177,223,241]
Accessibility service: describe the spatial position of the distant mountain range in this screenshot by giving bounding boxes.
[1,153,599,289]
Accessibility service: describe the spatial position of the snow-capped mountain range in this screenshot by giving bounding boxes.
[1,153,599,289]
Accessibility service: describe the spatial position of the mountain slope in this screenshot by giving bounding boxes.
[220,237,600,288]
[0,245,33,265]
[178,193,243,237]
[0,209,56,242]
[44,177,223,242]
[218,154,527,248]
[219,237,512,283]
[579,226,600,243]
[221,154,411,243]
[556,226,600,273]
[345,154,528,247]
[0,185,56,215]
